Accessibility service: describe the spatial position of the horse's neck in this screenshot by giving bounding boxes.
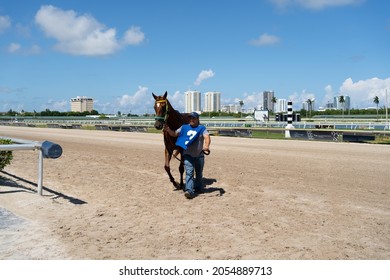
[166,102,183,130]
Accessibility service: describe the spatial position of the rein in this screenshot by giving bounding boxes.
[172,149,211,163]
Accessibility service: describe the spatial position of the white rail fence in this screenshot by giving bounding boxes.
[0,137,62,195]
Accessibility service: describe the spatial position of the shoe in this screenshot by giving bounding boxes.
[184,191,194,199]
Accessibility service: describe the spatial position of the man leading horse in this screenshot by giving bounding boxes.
[164,112,211,199]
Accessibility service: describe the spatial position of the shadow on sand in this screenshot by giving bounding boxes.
[201,177,225,196]
[0,171,87,205]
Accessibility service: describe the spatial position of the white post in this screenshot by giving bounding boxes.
[386,89,389,130]
[38,149,43,196]
[285,101,294,138]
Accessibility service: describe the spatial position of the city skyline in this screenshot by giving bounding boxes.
[1,85,384,115]
[1,0,389,114]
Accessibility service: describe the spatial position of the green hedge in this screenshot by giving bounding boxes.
[0,139,13,170]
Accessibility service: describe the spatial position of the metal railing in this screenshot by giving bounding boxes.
[0,137,62,195]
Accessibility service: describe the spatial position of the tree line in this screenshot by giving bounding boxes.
[2,109,100,117]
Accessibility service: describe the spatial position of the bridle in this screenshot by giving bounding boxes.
[154,99,169,124]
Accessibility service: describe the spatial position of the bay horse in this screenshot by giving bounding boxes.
[152,91,190,189]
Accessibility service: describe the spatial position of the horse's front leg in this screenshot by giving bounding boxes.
[179,154,184,189]
[164,149,181,189]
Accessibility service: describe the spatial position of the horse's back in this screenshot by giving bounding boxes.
[181,113,191,124]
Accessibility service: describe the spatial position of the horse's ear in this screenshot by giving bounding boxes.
[163,91,168,99]
[152,93,157,100]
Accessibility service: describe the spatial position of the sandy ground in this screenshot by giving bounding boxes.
[0,126,389,260]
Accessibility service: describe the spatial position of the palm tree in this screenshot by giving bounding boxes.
[271,96,277,113]
[373,96,380,120]
[306,99,313,119]
[239,100,244,118]
[339,95,345,118]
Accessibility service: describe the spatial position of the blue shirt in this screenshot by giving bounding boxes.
[175,124,208,157]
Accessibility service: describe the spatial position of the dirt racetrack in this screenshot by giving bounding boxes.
[0,126,389,260]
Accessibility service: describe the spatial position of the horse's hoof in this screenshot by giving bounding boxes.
[174,183,182,190]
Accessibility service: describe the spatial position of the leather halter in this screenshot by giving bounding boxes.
[154,99,169,123]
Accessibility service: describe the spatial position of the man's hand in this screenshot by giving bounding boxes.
[203,133,211,155]
[163,124,177,137]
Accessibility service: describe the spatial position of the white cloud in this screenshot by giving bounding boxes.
[7,43,41,55]
[286,90,316,109]
[35,5,145,56]
[0,86,25,94]
[241,92,264,110]
[114,86,152,114]
[269,0,363,10]
[339,77,390,108]
[117,86,148,107]
[249,33,280,46]
[239,78,390,111]
[194,69,215,86]
[168,90,185,112]
[299,0,363,9]
[87,88,185,115]
[42,99,68,111]
[222,91,264,110]
[322,84,334,104]
[123,26,145,45]
[0,15,11,33]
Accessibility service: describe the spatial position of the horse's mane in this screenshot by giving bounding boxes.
[164,100,190,154]
[165,99,191,128]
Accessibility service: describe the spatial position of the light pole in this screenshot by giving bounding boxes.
[386,89,389,130]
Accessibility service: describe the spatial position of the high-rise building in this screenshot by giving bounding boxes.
[184,90,201,113]
[302,99,315,111]
[275,99,287,113]
[204,91,221,112]
[326,101,334,109]
[263,91,275,112]
[334,95,350,110]
[70,96,94,112]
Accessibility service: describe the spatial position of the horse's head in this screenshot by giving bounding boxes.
[152,91,169,130]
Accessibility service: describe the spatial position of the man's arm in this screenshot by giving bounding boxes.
[163,125,179,137]
[203,133,211,152]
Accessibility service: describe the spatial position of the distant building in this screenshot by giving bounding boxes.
[204,91,221,112]
[70,96,94,112]
[185,90,201,113]
[302,99,315,111]
[263,91,275,112]
[275,98,287,113]
[221,104,241,114]
[334,95,350,110]
[326,101,334,109]
[242,108,255,114]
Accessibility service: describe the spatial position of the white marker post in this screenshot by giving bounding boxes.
[285,101,294,138]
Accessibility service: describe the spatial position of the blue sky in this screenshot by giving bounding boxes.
[1,0,389,114]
